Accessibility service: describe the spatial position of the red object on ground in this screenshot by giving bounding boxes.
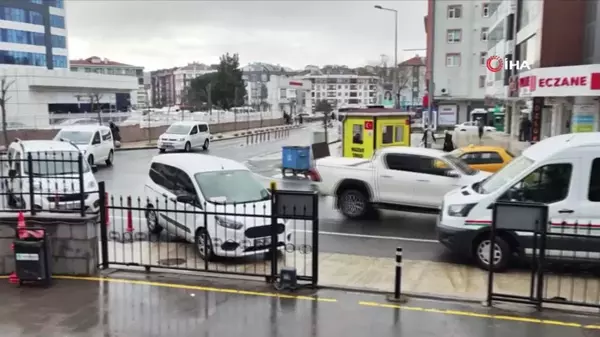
[16,211,43,239]
[8,272,19,284]
[126,197,133,233]
[105,192,110,227]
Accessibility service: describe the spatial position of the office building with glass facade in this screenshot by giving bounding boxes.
[0,0,67,69]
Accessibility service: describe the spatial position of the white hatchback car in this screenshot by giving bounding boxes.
[54,125,115,167]
[157,121,211,153]
[454,121,496,133]
[143,154,291,260]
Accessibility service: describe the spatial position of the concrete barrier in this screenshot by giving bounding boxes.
[1,117,286,146]
[0,213,99,276]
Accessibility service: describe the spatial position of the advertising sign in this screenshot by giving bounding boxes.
[572,104,597,133]
[382,90,394,108]
[530,97,544,142]
[437,105,457,126]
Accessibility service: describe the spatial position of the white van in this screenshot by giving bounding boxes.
[438,133,600,271]
[2,139,100,213]
[157,121,210,153]
[54,125,115,167]
[143,153,291,260]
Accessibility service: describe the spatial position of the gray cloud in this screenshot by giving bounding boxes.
[66,0,426,70]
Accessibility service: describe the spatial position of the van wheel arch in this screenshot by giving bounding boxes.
[335,179,376,219]
[335,179,372,204]
[471,230,519,271]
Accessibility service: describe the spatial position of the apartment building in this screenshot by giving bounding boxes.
[70,56,146,109]
[242,63,290,109]
[296,74,381,111]
[398,56,427,109]
[174,62,217,105]
[426,1,495,124]
[150,67,177,108]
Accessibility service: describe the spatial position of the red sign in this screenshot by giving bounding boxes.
[539,76,587,88]
[364,121,373,130]
[422,94,429,107]
[289,81,303,86]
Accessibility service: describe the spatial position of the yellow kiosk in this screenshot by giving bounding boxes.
[341,108,414,158]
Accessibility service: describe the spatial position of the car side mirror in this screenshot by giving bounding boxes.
[91,165,99,173]
[176,194,195,204]
[446,170,460,178]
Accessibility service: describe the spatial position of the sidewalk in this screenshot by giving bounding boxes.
[117,124,303,151]
[0,273,597,336]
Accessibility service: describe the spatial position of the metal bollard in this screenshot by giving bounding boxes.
[268,131,271,141]
[387,247,407,303]
[246,134,249,145]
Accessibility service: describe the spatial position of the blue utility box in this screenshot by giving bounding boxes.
[282,146,311,171]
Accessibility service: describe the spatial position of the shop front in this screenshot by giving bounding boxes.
[518,64,600,142]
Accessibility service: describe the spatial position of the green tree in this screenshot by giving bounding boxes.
[314,100,333,114]
[187,72,218,110]
[214,53,246,110]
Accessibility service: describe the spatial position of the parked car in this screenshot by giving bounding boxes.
[57,118,99,126]
[157,121,211,153]
[314,147,491,219]
[54,125,115,167]
[2,139,99,213]
[143,153,292,259]
[449,145,515,173]
[454,121,496,133]
[438,133,600,271]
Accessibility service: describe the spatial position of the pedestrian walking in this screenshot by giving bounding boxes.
[442,131,455,152]
[477,118,484,143]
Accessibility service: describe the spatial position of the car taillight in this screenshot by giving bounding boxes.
[307,168,321,182]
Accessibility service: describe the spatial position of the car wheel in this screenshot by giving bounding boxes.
[105,150,114,166]
[159,148,166,153]
[474,235,511,272]
[202,139,209,150]
[195,227,214,260]
[87,155,94,167]
[145,205,163,235]
[184,142,191,152]
[338,189,368,219]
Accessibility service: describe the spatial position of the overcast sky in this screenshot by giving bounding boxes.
[66,1,427,71]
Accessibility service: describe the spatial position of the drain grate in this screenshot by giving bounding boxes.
[157,258,186,266]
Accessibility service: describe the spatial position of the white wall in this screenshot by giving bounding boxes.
[433,1,494,99]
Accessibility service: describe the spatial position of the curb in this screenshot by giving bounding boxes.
[115,125,305,152]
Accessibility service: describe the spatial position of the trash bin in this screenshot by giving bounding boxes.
[282,146,311,172]
[13,228,52,286]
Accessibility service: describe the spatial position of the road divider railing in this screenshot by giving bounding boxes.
[245,126,291,146]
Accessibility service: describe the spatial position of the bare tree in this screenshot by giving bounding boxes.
[88,92,104,125]
[0,77,15,146]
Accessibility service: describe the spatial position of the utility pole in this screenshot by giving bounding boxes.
[374,5,399,108]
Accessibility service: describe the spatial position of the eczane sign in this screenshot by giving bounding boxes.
[519,64,600,97]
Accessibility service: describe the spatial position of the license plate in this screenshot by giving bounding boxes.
[57,203,81,210]
[254,237,271,246]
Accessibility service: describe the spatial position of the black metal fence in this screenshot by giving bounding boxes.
[98,182,319,286]
[487,202,600,311]
[0,150,92,216]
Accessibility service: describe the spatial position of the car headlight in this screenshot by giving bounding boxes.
[215,216,244,230]
[87,181,97,190]
[447,203,476,217]
[179,138,185,141]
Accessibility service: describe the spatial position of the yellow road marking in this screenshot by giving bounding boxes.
[358,301,599,330]
[51,275,337,302]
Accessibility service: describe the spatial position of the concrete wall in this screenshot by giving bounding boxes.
[2,117,286,146]
[0,214,99,276]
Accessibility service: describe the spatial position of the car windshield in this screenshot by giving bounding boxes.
[194,170,270,204]
[478,155,535,194]
[166,124,191,135]
[24,151,91,176]
[442,154,477,175]
[55,131,93,145]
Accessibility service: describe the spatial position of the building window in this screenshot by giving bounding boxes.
[43,0,64,9]
[447,29,462,43]
[53,55,67,68]
[0,7,45,25]
[482,3,490,17]
[50,14,65,28]
[0,50,46,67]
[478,75,486,88]
[30,0,43,3]
[480,52,487,66]
[51,35,66,48]
[445,53,461,67]
[481,27,489,41]
[0,29,45,46]
[447,5,462,18]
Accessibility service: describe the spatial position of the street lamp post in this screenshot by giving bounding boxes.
[375,5,399,108]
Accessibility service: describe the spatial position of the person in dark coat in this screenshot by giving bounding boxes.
[442,131,455,152]
[421,124,436,148]
[477,118,484,141]
[109,121,121,142]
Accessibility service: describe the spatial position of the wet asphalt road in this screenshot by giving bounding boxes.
[1,277,597,337]
[95,126,452,262]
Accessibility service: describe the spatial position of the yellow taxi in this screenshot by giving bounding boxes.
[449,145,514,173]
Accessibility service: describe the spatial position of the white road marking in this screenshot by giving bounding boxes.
[108,216,438,243]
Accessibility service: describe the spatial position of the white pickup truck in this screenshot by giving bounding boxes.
[314,147,492,219]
